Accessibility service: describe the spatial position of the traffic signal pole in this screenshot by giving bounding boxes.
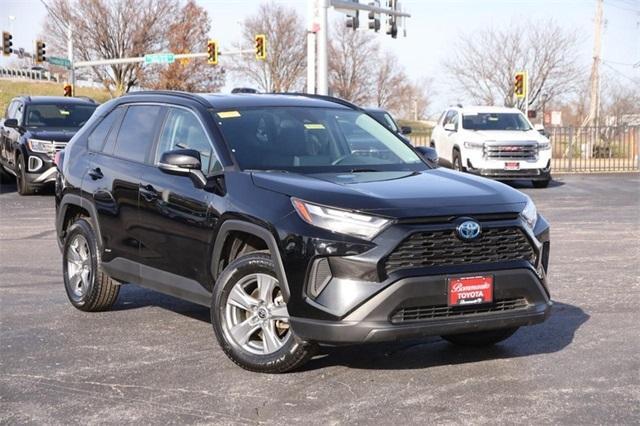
[67,25,75,96]
[307,0,411,96]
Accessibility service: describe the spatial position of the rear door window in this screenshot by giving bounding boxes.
[88,108,122,152]
[112,105,163,163]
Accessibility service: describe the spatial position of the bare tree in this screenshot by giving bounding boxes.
[144,0,224,92]
[444,20,581,110]
[372,51,409,110]
[231,1,306,92]
[328,24,378,104]
[43,0,178,96]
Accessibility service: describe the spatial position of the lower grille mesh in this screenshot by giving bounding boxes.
[390,298,529,323]
[384,227,535,275]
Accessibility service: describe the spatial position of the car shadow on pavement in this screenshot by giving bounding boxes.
[110,288,588,371]
[302,302,588,371]
[505,179,565,189]
[112,285,211,323]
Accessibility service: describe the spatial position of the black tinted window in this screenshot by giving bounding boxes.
[24,104,96,128]
[113,105,162,163]
[88,109,120,152]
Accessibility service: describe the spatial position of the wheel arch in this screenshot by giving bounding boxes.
[56,193,103,253]
[211,220,290,301]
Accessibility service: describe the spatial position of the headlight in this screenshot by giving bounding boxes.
[463,141,484,149]
[292,198,391,240]
[538,141,551,150]
[521,196,537,229]
[28,139,54,154]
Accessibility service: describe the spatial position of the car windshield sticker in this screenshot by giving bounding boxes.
[217,111,241,119]
[304,123,325,130]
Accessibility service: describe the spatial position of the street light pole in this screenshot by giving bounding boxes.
[67,25,75,96]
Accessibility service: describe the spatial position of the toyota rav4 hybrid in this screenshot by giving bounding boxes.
[1,96,98,194]
[431,106,552,188]
[55,92,551,373]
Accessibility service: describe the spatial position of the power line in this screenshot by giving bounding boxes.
[602,62,640,83]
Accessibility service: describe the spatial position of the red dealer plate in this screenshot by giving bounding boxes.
[504,162,520,170]
[448,275,494,306]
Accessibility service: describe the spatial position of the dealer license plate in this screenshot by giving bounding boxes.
[448,275,494,306]
[504,162,520,170]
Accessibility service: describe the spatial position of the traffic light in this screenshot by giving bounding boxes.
[514,71,526,98]
[368,10,380,32]
[2,31,12,56]
[63,83,72,97]
[35,40,46,63]
[255,34,266,60]
[346,12,359,30]
[386,1,398,38]
[207,39,218,65]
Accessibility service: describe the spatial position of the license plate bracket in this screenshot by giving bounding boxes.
[504,161,520,170]
[448,275,494,306]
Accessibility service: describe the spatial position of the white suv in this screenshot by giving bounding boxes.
[430,106,552,188]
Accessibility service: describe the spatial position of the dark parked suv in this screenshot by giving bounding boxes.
[1,96,97,194]
[55,91,551,373]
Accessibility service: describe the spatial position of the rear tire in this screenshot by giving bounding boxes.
[16,155,35,195]
[533,179,550,188]
[211,252,316,373]
[441,327,519,347]
[62,218,119,311]
[452,149,464,172]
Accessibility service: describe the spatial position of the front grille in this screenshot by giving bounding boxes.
[53,141,67,152]
[384,227,535,275]
[391,298,529,323]
[484,143,538,160]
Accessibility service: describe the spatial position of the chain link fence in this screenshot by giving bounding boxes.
[408,126,639,173]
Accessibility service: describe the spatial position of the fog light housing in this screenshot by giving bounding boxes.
[307,258,333,299]
[28,156,43,172]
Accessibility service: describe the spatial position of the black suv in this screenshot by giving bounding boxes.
[55,91,551,373]
[1,96,97,194]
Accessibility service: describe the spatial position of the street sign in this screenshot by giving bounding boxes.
[48,56,71,69]
[144,53,175,65]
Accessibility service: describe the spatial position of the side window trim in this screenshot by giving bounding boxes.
[153,105,221,174]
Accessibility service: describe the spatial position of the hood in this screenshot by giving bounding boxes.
[466,129,545,143]
[252,169,527,218]
[26,128,78,143]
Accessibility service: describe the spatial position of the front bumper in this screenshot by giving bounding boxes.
[290,268,551,344]
[466,159,551,181]
[25,153,57,185]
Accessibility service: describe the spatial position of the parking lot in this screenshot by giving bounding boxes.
[0,173,639,425]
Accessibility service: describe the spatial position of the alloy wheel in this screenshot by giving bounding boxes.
[66,234,92,300]
[224,273,291,355]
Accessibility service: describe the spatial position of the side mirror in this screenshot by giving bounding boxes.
[414,146,439,168]
[4,118,19,128]
[400,126,412,135]
[159,149,207,188]
[443,123,456,132]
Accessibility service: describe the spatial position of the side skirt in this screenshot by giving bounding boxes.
[102,257,212,307]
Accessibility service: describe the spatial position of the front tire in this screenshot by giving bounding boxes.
[441,327,519,346]
[16,155,35,195]
[211,252,316,373]
[452,149,464,172]
[62,218,119,311]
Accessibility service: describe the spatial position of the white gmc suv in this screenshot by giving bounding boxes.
[430,106,552,188]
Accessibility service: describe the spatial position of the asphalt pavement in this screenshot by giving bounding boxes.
[1,173,639,425]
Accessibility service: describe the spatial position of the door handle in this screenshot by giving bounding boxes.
[88,167,103,180]
[140,184,159,202]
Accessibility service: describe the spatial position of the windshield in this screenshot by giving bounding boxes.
[25,104,97,128]
[213,107,425,172]
[462,112,532,131]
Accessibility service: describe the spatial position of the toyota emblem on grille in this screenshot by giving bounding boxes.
[456,220,481,241]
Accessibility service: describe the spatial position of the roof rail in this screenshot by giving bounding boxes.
[123,90,210,107]
[267,92,362,111]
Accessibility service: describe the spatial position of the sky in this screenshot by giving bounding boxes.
[1,0,639,113]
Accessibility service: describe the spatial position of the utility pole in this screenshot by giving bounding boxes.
[584,0,604,127]
[67,25,75,96]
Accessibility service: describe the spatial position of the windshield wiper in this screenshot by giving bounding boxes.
[349,168,379,173]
